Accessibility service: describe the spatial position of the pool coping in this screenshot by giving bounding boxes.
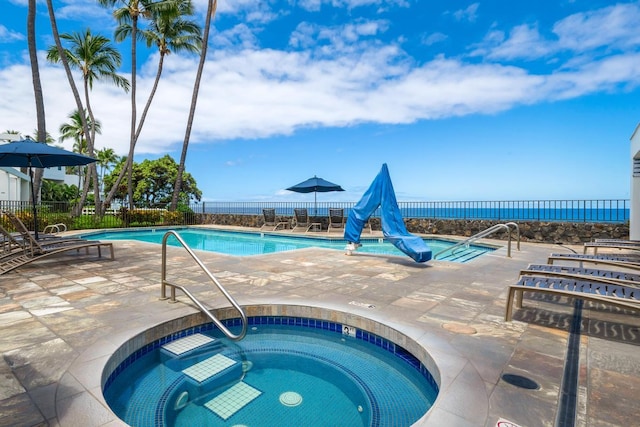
[57,303,486,426]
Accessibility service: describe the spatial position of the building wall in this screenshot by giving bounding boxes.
[0,168,30,202]
[630,124,640,239]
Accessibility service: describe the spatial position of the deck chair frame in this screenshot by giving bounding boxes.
[505,274,640,321]
[327,208,344,233]
[523,264,640,286]
[0,210,114,275]
[292,208,315,232]
[261,208,288,231]
[547,253,640,271]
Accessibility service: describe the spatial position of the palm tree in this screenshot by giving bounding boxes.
[170,0,217,210]
[97,0,177,209]
[96,147,119,196]
[102,0,201,213]
[46,28,129,216]
[27,0,47,204]
[59,110,102,201]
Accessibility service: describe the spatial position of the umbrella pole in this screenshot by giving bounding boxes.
[314,192,317,216]
[29,165,39,240]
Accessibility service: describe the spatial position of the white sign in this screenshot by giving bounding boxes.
[342,325,356,337]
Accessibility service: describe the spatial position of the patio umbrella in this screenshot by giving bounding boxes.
[0,139,97,239]
[286,175,345,215]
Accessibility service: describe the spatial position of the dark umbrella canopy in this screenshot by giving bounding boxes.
[0,139,96,168]
[286,175,345,215]
[0,139,97,239]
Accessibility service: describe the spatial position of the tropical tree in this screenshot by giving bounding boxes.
[46,28,129,215]
[96,147,119,196]
[27,0,47,203]
[41,180,78,203]
[170,0,217,210]
[97,0,178,210]
[103,154,201,206]
[59,110,102,199]
[100,0,198,212]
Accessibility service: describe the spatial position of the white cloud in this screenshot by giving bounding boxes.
[54,0,113,21]
[0,25,25,43]
[553,2,640,52]
[3,1,640,161]
[473,24,552,60]
[290,20,390,52]
[214,24,260,50]
[472,2,640,61]
[422,32,447,46]
[298,0,409,13]
[453,3,479,22]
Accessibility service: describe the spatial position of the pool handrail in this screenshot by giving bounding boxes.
[160,230,247,341]
[433,222,520,259]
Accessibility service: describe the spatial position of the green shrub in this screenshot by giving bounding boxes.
[163,210,184,225]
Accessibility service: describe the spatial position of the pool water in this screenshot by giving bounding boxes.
[103,318,439,427]
[83,227,493,260]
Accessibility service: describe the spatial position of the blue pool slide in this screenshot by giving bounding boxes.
[344,164,432,263]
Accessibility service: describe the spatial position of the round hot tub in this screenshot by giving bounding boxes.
[102,306,440,426]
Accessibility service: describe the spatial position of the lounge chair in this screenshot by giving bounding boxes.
[505,273,640,321]
[292,208,317,232]
[327,208,344,233]
[583,241,640,254]
[523,264,640,286]
[261,208,288,231]
[594,238,640,244]
[0,224,30,260]
[547,253,640,271]
[1,209,77,244]
[0,212,114,275]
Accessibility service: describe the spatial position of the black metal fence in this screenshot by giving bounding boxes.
[194,199,630,223]
[0,199,630,231]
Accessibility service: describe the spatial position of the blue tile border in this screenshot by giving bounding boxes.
[104,316,440,398]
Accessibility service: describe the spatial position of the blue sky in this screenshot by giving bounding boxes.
[1,0,639,203]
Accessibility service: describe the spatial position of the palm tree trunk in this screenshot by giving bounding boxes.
[102,52,164,214]
[127,16,138,209]
[45,0,93,216]
[28,0,47,204]
[83,79,102,217]
[170,0,217,211]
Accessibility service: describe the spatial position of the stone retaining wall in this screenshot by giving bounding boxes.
[197,214,629,244]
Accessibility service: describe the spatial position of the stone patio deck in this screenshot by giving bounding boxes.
[0,228,639,426]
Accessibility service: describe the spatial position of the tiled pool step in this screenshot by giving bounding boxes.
[182,353,237,383]
[204,381,262,420]
[161,333,215,356]
[437,248,487,262]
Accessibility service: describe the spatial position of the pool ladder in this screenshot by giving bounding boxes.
[433,222,520,260]
[160,230,247,341]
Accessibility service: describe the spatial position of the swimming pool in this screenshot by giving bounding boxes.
[102,312,439,427]
[82,227,494,261]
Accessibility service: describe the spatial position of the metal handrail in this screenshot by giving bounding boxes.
[160,230,247,341]
[434,222,520,259]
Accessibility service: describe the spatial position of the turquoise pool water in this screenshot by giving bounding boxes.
[82,227,493,260]
[103,316,438,427]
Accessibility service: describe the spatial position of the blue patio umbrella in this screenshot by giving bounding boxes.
[0,139,97,239]
[286,175,345,215]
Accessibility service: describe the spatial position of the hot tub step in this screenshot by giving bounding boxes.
[204,381,262,420]
[182,353,236,384]
[161,333,215,357]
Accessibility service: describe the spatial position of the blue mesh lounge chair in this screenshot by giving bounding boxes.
[292,208,317,232]
[261,208,288,231]
[327,208,344,233]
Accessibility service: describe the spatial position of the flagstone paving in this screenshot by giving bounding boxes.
[0,231,639,426]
